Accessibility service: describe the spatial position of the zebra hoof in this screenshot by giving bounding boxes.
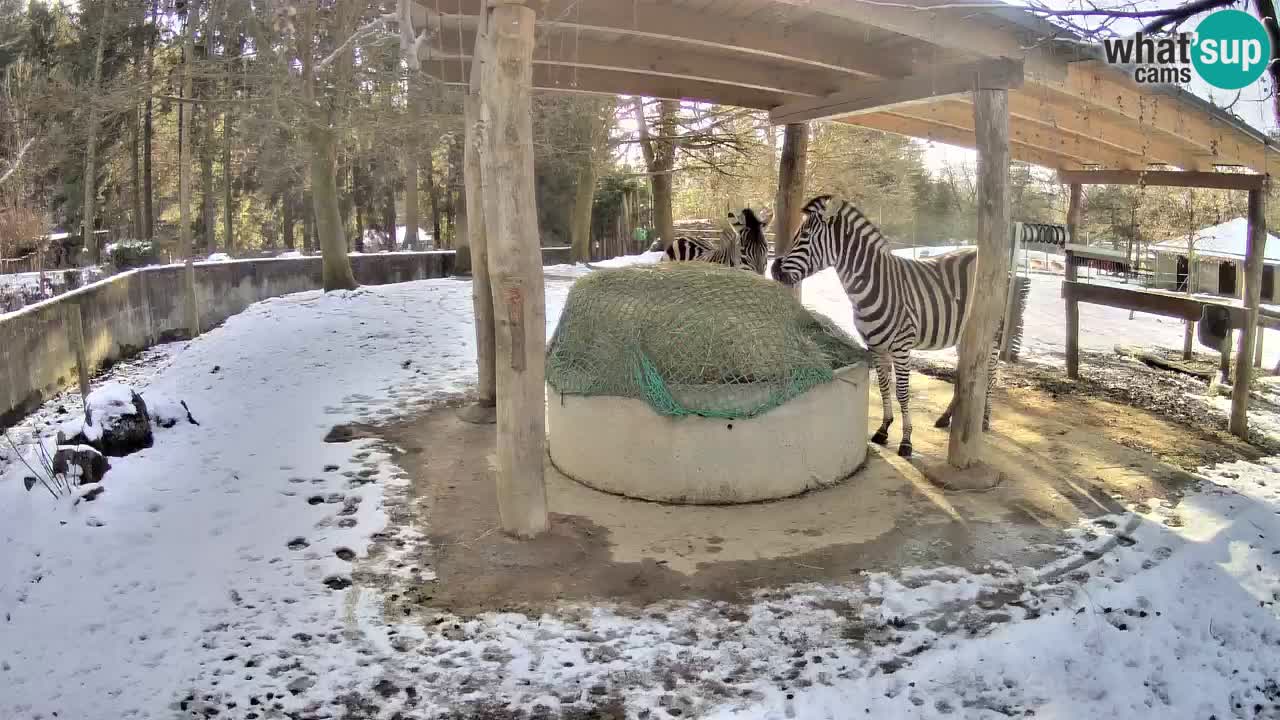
[934,416,951,429]
[871,430,889,445]
[897,443,913,458]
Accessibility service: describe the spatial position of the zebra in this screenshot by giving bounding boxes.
[769,195,1005,458]
[662,208,772,273]
[664,235,717,263]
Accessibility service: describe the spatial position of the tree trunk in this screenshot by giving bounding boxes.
[179,0,199,337]
[1065,184,1082,379]
[302,189,314,253]
[143,0,157,242]
[426,146,442,248]
[632,97,677,249]
[570,160,596,263]
[82,1,111,265]
[479,2,548,538]
[282,193,296,249]
[131,107,143,241]
[947,88,1010,477]
[201,111,216,252]
[403,149,419,250]
[309,128,357,290]
[223,104,233,251]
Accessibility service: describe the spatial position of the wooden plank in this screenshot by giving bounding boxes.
[428,60,794,110]
[1057,169,1267,191]
[768,0,1066,82]
[841,113,1083,170]
[768,58,1023,124]
[1054,61,1277,173]
[432,27,845,97]
[1065,184,1082,379]
[1062,281,1247,326]
[893,101,1149,169]
[1008,89,1200,169]
[420,0,915,79]
[1231,189,1266,438]
[947,88,1010,476]
[478,2,548,538]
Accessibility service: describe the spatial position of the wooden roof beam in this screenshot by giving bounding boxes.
[841,113,1085,170]
[770,0,1069,81]
[1007,89,1200,170]
[1045,61,1278,171]
[1057,169,1268,190]
[429,29,841,98]
[425,60,792,110]
[890,101,1150,170]
[769,58,1023,125]
[416,0,916,80]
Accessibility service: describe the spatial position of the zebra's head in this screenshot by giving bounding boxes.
[730,208,771,273]
[771,195,836,286]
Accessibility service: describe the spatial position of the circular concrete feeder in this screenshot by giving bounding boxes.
[546,363,870,504]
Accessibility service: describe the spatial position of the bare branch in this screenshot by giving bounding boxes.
[0,137,34,187]
[316,13,398,72]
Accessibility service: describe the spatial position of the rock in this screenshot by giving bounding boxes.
[52,445,110,485]
[76,483,105,502]
[61,384,155,457]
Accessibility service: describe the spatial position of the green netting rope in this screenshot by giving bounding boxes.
[546,263,869,419]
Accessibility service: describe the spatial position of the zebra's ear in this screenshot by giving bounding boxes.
[755,208,772,228]
[802,195,833,218]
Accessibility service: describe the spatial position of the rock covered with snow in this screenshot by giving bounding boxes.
[143,392,199,429]
[51,444,109,485]
[57,383,154,457]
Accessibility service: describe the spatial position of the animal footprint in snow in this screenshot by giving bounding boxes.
[287,538,309,551]
[334,548,355,562]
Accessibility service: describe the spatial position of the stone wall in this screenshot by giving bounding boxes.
[1,249,567,428]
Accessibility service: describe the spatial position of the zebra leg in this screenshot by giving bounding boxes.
[871,353,894,445]
[892,349,914,457]
[935,392,957,429]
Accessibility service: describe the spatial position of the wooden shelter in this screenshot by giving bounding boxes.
[409,0,1279,536]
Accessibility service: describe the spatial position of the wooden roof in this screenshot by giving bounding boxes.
[415,0,1280,175]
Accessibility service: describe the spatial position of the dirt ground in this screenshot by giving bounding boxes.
[365,370,1223,619]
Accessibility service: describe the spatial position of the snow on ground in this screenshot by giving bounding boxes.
[2,256,1280,718]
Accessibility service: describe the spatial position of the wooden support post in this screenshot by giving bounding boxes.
[1230,188,1266,438]
[946,88,1010,477]
[1064,184,1083,379]
[478,1,548,538]
[774,122,808,298]
[65,301,90,405]
[458,10,497,424]
[1255,328,1265,369]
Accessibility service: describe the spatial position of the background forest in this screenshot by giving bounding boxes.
[1,0,1279,274]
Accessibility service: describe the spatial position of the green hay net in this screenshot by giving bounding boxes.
[545,263,869,419]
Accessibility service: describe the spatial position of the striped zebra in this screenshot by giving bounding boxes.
[770,195,1004,458]
[662,208,773,273]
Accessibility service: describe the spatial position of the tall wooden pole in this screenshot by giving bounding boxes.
[1230,188,1266,438]
[1064,183,1083,379]
[458,9,497,423]
[478,1,548,537]
[947,88,1010,473]
[774,122,809,297]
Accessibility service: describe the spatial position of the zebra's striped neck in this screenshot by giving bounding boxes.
[828,203,891,280]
